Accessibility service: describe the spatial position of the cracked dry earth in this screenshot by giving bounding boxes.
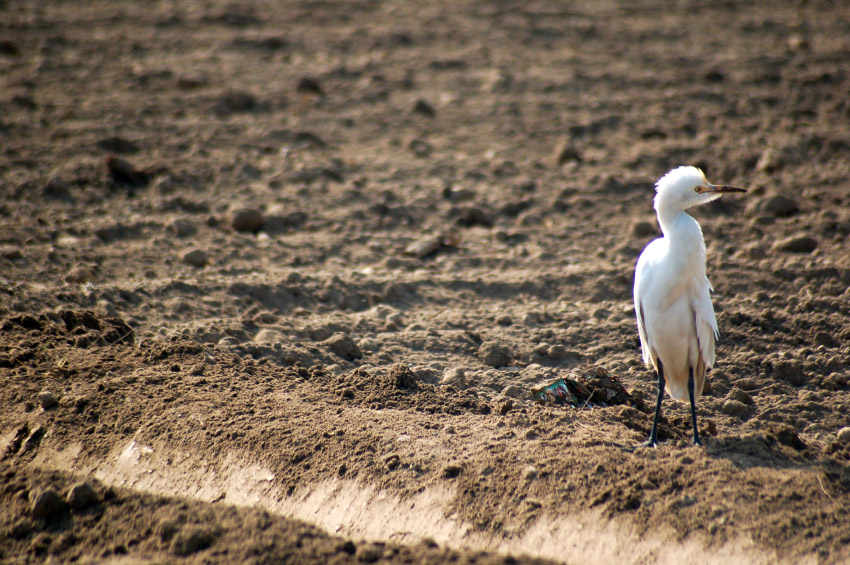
[2,0,850,563]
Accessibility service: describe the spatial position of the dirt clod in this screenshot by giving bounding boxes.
[37,391,58,410]
[170,525,215,556]
[30,488,68,520]
[478,341,511,368]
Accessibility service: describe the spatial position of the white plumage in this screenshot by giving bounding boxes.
[634,166,745,446]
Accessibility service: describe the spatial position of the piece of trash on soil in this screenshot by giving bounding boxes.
[531,367,634,408]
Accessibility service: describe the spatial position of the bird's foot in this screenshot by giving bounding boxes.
[637,438,660,449]
[692,435,703,447]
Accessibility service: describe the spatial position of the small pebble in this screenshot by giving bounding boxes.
[772,234,817,254]
[412,99,436,117]
[232,208,264,232]
[721,399,749,418]
[65,264,95,284]
[38,391,58,410]
[170,218,197,238]
[552,139,582,166]
[747,194,798,217]
[441,367,466,388]
[325,333,362,360]
[67,481,100,510]
[478,340,511,368]
[837,427,850,443]
[31,488,68,519]
[408,138,433,157]
[182,249,208,268]
[632,220,656,237]
[501,385,523,399]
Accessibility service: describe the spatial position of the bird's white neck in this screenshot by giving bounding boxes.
[656,207,705,252]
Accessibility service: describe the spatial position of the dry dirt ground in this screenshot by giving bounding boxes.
[2,0,850,563]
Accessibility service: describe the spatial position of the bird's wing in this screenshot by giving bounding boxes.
[634,253,654,367]
[691,276,718,369]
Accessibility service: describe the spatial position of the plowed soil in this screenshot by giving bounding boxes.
[2,0,850,563]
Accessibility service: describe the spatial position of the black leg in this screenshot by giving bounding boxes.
[688,367,702,446]
[643,360,665,447]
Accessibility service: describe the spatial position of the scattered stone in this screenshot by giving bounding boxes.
[170,525,214,556]
[96,136,140,154]
[441,367,466,388]
[37,391,58,410]
[412,98,436,117]
[739,241,767,259]
[727,387,753,405]
[547,344,575,362]
[232,208,265,232]
[455,207,493,228]
[501,385,523,399]
[747,194,798,217]
[356,543,384,563]
[478,340,511,368]
[814,331,839,348]
[496,314,513,327]
[387,363,417,389]
[325,333,362,361]
[721,400,749,418]
[523,466,539,481]
[214,89,257,114]
[823,373,847,391]
[170,218,197,238]
[772,234,817,254]
[182,249,208,268]
[768,423,805,450]
[1,246,23,260]
[408,138,433,157]
[31,488,68,520]
[632,220,656,238]
[0,40,20,56]
[296,76,323,95]
[553,139,582,166]
[253,329,283,344]
[737,378,758,391]
[65,264,96,284]
[107,156,150,187]
[12,94,36,109]
[43,177,73,199]
[66,481,100,510]
[837,427,850,443]
[177,73,208,89]
[755,148,784,172]
[358,337,379,353]
[95,299,117,318]
[773,360,804,385]
[404,235,443,259]
[442,464,462,478]
[440,186,474,202]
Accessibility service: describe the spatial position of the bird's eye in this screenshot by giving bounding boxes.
[694,186,703,193]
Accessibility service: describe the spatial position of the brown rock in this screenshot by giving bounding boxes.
[772,234,817,254]
[478,341,511,367]
[232,208,265,232]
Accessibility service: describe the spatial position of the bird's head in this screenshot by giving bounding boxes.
[654,166,746,213]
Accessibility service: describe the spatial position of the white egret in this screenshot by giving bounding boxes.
[634,166,746,446]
